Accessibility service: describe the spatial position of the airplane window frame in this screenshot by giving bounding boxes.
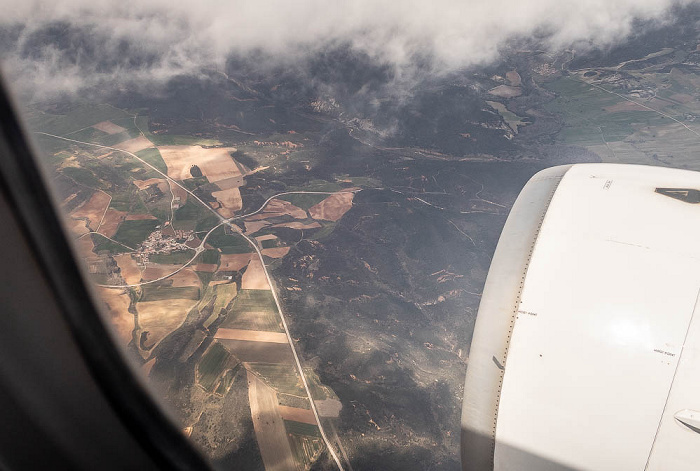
[0,75,213,471]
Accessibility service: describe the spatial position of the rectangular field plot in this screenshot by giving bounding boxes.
[232,289,278,312]
[247,363,305,396]
[218,339,293,363]
[221,309,282,332]
[197,342,232,391]
[112,219,159,247]
[219,290,282,332]
[284,420,321,438]
[140,284,200,302]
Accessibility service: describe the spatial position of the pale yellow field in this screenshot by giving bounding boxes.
[247,371,297,471]
[137,298,198,350]
[158,146,240,183]
[488,85,522,98]
[241,258,269,290]
[263,199,307,219]
[261,247,290,258]
[315,399,342,418]
[114,254,141,284]
[93,120,127,135]
[133,178,167,191]
[506,70,522,86]
[211,187,242,217]
[141,358,156,377]
[215,328,288,343]
[255,234,277,243]
[244,220,270,234]
[66,218,89,237]
[271,221,321,230]
[97,287,134,347]
[309,191,355,221]
[113,136,155,153]
[74,235,95,258]
[142,265,199,288]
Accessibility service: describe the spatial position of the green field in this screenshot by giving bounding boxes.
[198,249,220,265]
[279,193,326,210]
[61,166,103,188]
[232,289,278,312]
[112,219,159,247]
[284,420,321,438]
[174,200,219,232]
[149,250,196,265]
[91,233,130,253]
[544,77,666,145]
[23,104,132,136]
[140,284,200,302]
[260,239,278,249]
[288,433,324,469]
[248,363,304,395]
[135,148,168,174]
[219,289,281,331]
[310,222,336,240]
[206,226,252,253]
[197,342,232,392]
[214,366,240,396]
[213,283,239,312]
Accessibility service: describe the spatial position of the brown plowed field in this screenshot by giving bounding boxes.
[195,263,217,273]
[264,199,307,219]
[278,406,317,425]
[137,298,197,350]
[133,178,166,191]
[309,192,355,221]
[125,213,158,221]
[74,235,95,258]
[142,265,199,287]
[97,208,127,237]
[114,254,141,284]
[218,253,252,272]
[67,218,90,237]
[244,220,270,234]
[97,287,134,347]
[71,191,111,230]
[220,339,292,363]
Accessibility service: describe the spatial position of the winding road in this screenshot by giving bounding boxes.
[39,130,349,470]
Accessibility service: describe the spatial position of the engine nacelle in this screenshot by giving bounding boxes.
[462,164,700,471]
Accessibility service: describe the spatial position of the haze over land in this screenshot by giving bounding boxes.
[3,1,700,470]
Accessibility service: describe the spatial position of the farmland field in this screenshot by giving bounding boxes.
[197,342,232,391]
[112,219,159,247]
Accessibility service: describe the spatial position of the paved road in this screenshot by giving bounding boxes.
[39,131,346,470]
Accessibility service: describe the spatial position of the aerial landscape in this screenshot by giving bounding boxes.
[3,1,700,470]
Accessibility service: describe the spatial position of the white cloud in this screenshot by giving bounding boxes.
[0,0,694,99]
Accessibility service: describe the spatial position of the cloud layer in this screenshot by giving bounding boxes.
[0,0,694,100]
